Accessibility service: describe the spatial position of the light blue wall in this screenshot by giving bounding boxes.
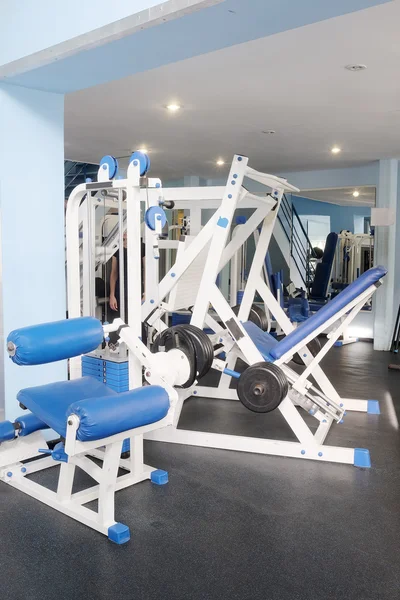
[291,195,371,233]
[0,0,164,66]
[279,163,380,189]
[205,162,380,191]
[2,0,391,93]
[0,83,66,421]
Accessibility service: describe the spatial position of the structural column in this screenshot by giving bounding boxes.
[0,83,66,421]
[373,159,398,350]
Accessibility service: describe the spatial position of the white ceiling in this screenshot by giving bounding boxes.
[298,186,376,206]
[65,1,400,182]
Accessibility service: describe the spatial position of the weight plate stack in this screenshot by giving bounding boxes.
[232,304,269,331]
[174,324,214,379]
[237,362,288,413]
[152,324,214,387]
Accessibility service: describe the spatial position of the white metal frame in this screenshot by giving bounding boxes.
[0,160,196,543]
[144,156,381,466]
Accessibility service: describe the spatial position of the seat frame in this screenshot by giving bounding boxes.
[0,328,186,543]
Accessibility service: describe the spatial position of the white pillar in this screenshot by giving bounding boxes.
[0,83,66,421]
[373,159,398,350]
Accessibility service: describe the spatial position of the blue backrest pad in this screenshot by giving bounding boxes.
[8,317,104,365]
[310,232,338,299]
[270,265,387,361]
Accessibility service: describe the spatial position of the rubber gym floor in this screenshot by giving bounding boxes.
[0,341,399,600]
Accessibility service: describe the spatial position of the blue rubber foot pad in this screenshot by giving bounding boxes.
[367,400,380,415]
[354,448,371,468]
[334,341,343,347]
[108,523,130,545]
[151,469,169,485]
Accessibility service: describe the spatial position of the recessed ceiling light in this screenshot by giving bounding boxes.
[216,159,225,166]
[331,146,341,154]
[262,130,276,135]
[166,103,181,112]
[345,64,367,72]
[138,147,148,154]
[353,190,360,198]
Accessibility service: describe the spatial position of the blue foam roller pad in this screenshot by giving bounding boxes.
[8,317,104,366]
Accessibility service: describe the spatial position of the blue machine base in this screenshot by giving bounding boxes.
[151,469,169,485]
[367,400,380,415]
[354,448,371,468]
[108,523,131,544]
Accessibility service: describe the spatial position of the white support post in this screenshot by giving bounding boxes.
[129,434,144,475]
[126,161,143,389]
[98,441,123,527]
[374,159,398,350]
[238,195,281,321]
[191,155,249,328]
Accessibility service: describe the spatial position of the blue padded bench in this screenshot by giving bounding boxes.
[244,266,387,362]
[7,317,170,443]
[18,376,170,442]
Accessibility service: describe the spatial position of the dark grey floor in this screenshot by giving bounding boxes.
[1,342,399,600]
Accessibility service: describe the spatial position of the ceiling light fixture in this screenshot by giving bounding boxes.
[216,159,225,166]
[166,103,181,112]
[353,190,360,198]
[345,64,367,72]
[331,146,341,154]
[138,147,148,154]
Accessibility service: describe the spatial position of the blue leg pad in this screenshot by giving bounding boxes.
[354,448,371,468]
[367,400,380,415]
[334,341,343,347]
[151,469,169,485]
[108,523,130,545]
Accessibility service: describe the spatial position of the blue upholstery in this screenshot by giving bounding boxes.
[17,376,169,442]
[18,377,117,437]
[245,266,387,362]
[269,266,386,360]
[0,421,15,442]
[15,413,48,436]
[288,296,309,323]
[310,262,332,299]
[310,232,338,300]
[242,322,278,362]
[8,317,104,366]
[69,386,170,441]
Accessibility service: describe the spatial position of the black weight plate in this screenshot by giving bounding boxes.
[237,362,288,413]
[249,304,269,331]
[232,304,269,331]
[152,326,197,388]
[291,337,321,365]
[175,324,214,379]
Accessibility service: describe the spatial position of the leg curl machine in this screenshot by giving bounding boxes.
[0,315,211,543]
[0,151,214,544]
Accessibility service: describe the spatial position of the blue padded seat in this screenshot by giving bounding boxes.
[17,376,169,442]
[242,322,278,362]
[270,266,386,361]
[245,266,387,362]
